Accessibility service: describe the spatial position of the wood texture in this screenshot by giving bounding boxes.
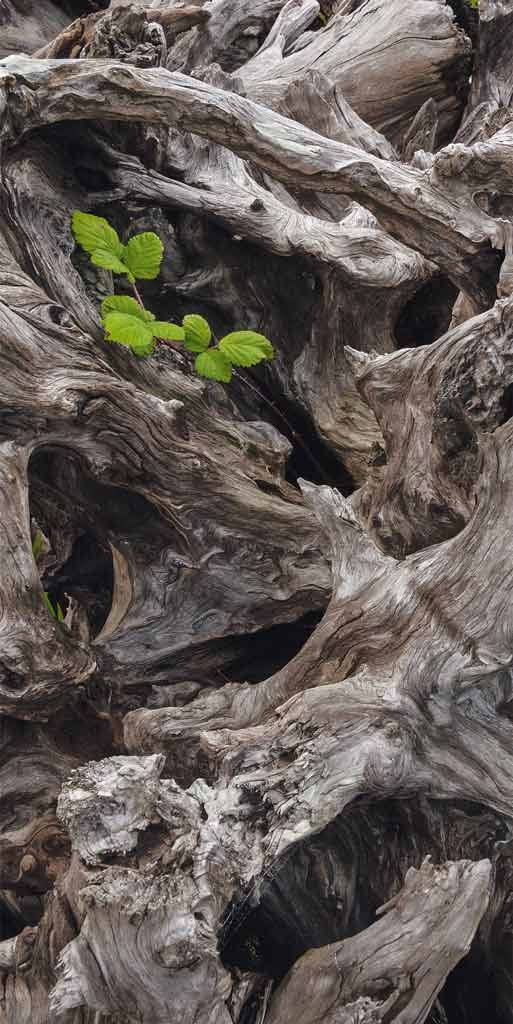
[0,2,513,1024]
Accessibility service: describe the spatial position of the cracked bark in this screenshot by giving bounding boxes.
[1,2,513,1024]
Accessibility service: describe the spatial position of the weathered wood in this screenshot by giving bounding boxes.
[124,435,513,835]
[90,133,427,477]
[1,3,513,1023]
[266,858,493,1024]
[0,225,330,711]
[241,0,471,148]
[166,0,291,73]
[456,0,513,144]
[0,54,505,302]
[0,1,70,60]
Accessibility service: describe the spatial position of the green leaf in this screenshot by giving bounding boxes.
[152,322,185,341]
[183,314,212,353]
[43,592,57,619]
[43,592,65,622]
[72,211,131,277]
[72,211,123,260]
[32,531,45,564]
[101,295,155,322]
[103,312,156,357]
[123,232,164,281]
[90,248,132,276]
[195,349,232,382]
[219,331,274,368]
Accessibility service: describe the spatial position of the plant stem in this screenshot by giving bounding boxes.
[131,282,145,308]
[128,285,328,482]
[232,369,330,485]
[131,284,182,352]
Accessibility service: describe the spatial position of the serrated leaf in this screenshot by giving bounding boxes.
[91,247,132,277]
[152,322,185,341]
[123,232,163,281]
[101,295,154,321]
[32,530,45,563]
[103,312,156,357]
[195,349,232,382]
[219,331,274,367]
[183,314,212,353]
[72,211,123,260]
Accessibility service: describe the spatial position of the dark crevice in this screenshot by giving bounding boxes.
[73,162,113,191]
[144,610,326,696]
[214,610,324,684]
[395,275,459,348]
[45,699,120,761]
[500,382,513,426]
[0,895,26,940]
[447,0,480,53]
[0,892,44,941]
[283,400,355,492]
[55,0,109,15]
[235,370,355,493]
[45,531,114,637]
[220,796,512,1016]
[439,950,503,1024]
[438,10,474,147]
[29,448,176,641]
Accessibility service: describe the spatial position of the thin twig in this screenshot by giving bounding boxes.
[233,369,330,484]
[130,286,329,482]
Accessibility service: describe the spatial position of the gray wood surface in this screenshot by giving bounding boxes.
[0,2,512,1023]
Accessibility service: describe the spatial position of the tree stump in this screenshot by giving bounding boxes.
[0,2,513,1022]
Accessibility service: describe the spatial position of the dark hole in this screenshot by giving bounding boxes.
[47,305,70,327]
[216,610,325,684]
[73,163,112,191]
[438,950,503,1024]
[0,896,25,940]
[0,668,29,691]
[235,372,355,492]
[45,531,114,636]
[58,0,109,14]
[29,446,182,644]
[220,796,511,997]
[29,449,136,639]
[230,355,354,493]
[0,893,43,941]
[500,382,513,425]
[311,0,346,28]
[446,0,479,48]
[486,194,513,220]
[283,401,355,492]
[145,610,326,704]
[395,275,459,348]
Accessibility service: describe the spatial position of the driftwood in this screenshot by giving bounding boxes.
[1,1,513,1023]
